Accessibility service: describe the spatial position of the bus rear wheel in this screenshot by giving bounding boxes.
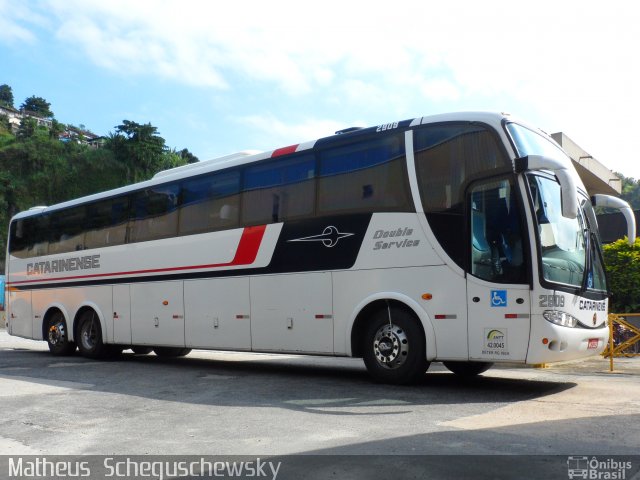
[46,312,76,356]
[76,310,112,359]
[362,307,428,384]
[153,347,191,358]
[443,361,493,377]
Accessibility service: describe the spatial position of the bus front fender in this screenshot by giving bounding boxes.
[345,292,437,361]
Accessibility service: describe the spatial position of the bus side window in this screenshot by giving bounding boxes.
[9,219,29,259]
[469,179,525,283]
[242,155,315,226]
[27,215,50,258]
[414,124,511,268]
[179,171,240,235]
[49,206,87,254]
[129,184,180,243]
[317,133,411,215]
[84,197,129,249]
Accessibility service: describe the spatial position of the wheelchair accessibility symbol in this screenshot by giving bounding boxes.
[491,290,507,307]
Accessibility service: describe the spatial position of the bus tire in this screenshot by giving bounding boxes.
[46,311,76,356]
[153,347,191,358]
[131,346,153,355]
[76,310,111,359]
[362,307,428,384]
[443,361,493,377]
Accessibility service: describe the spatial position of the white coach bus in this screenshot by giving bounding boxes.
[4,112,636,384]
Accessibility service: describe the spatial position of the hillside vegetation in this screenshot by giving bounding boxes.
[0,84,197,269]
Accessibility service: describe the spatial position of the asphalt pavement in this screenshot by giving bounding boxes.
[1,327,639,479]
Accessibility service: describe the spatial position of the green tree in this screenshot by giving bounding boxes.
[0,84,14,108]
[603,237,640,312]
[17,117,37,139]
[179,147,199,164]
[618,174,640,210]
[0,117,191,268]
[0,114,11,133]
[49,119,66,140]
[107,120,170,182]
[20,95,54,118]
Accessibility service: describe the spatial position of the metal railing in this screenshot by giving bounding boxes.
[603,313,640,371]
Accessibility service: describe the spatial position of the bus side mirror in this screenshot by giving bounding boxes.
[592,194,636,246]
[515,155,578,219]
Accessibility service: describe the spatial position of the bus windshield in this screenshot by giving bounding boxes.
[507,123,607,292]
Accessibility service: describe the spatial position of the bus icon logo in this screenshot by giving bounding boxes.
[567,456,588,479]
[490,290,507,307]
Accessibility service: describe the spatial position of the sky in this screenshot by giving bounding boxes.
[1,0,639,180]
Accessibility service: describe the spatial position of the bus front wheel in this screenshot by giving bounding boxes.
[46,312,76,356]
[443,361,493,377]
[362,307,428,384]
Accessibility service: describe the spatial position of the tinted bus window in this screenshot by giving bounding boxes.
[9,219,29,258]
[129,184,180,242]
[84,196,130,249]
[242,155,315,225]
[414,124,510,267]
[318,133,411,215]
[179,171,241,235]
[49,206,87,254]
[10,214,51,259]
[12,211,63,258]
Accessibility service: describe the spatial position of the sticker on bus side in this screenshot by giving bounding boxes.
[490,290,507,307]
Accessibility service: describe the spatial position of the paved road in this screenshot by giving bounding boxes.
[1,329,639,477]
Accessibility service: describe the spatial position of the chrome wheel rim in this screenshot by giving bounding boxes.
[80,317,98,350]
[48,321,66,346]
[373,323,409,369]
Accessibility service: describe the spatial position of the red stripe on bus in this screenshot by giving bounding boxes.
[271,145,299,157]
[7,225,267,285]
[230,225,266,264]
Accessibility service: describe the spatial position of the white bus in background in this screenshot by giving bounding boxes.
[4,112,635,384]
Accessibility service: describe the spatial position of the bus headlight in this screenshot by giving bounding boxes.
[543,310,578,328]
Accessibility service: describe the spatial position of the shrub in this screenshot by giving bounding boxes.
[603,237,640,312]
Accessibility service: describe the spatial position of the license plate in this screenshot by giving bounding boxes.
[588,338,599,349]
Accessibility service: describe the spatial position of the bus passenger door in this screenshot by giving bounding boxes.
[131,281,185,347]
[466,178,531,362]
[251,272,333,354]
[113,284,131,345]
